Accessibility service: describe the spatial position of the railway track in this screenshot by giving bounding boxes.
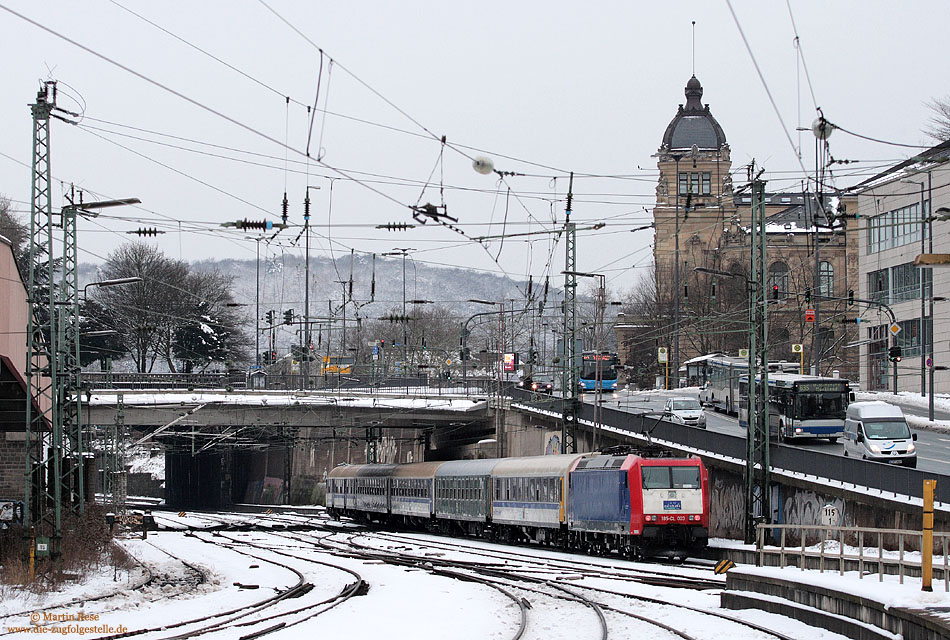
[124,509,819,639]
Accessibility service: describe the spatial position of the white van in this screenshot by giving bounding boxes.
[842,401,917,468]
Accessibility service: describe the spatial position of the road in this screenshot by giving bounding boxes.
[585,389,950,476]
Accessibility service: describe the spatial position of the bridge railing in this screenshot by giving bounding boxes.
[81,370,500,396]
[506,395,950,503]
[756,523,950,588]
[82,371,237,390]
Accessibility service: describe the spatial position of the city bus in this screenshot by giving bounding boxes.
[738,373,850,442]
[579,351,619,392]
[700,355,798,415]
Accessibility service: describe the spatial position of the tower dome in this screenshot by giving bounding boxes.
[660,75,727,151]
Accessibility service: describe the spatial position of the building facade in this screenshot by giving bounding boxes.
[617,76,857,387]
[855,142,950,393]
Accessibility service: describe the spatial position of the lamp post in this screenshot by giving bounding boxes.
[919,206,950,419]
[383,248,415,372]
[902,178,927,396]
[564,270,606,450]
[671,154,683,390]
[76,277,141,520]
[460,301,499,387]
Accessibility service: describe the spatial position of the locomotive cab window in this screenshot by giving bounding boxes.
[642,465,701,489]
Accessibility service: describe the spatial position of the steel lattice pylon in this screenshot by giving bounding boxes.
[25,82,61,555]
[59,187,84,518]
[561,174,578,454]
[745,175,771,543]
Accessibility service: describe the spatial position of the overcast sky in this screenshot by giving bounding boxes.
[1,1,947,300]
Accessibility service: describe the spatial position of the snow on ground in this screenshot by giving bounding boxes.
[6,521,949,639]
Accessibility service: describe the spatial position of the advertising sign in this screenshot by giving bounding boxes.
[503,353,517,372]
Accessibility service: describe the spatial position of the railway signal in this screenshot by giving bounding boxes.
[888,346,903,362]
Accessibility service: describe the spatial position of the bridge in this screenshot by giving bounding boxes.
[79,373,950,538]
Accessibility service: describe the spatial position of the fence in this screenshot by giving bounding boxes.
[80,370,500,396]
[757,523,950,588]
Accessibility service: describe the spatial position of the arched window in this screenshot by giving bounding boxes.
[819,261,834,298]
[767,261,789,299]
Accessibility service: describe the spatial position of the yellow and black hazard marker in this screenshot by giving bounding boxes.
[178,511,187,518]
[265,508,274,515]
[714,559,736,574]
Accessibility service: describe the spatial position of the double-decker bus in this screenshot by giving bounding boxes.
[579,351,619,392]
[739,373,850,442]
[699,355,799,415]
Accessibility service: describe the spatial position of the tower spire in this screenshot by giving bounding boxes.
[692,20,696,75]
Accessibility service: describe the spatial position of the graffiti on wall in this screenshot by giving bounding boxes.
[709,474,744,538]
[783,488,846,527]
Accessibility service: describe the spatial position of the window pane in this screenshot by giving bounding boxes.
[642,466,671,489]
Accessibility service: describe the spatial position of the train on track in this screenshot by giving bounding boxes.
[327,446,709,559]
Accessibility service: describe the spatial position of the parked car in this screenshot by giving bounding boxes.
[843,401,916,467]
[664,397,706,428]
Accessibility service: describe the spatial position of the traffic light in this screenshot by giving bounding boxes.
[261,351,271,364]
[379,339,386,349]
[772,284,779,300]
[271,350,278,363]
[265,310,275,325]
[804,288,811,305]
[283,309,294,325]
[888,346,902,362]
[848,289,854,305]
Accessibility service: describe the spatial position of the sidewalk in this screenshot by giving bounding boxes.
[854,391,950,433]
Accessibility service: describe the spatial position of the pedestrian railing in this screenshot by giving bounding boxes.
[757,523,950,589]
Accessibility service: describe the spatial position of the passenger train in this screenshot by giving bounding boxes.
[327,447,709,559]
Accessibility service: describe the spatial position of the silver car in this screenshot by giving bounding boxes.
[664,397,706,428]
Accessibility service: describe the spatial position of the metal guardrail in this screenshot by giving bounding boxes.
[81,371,500,396]
[506,395,950,503]
[757,523,950,589]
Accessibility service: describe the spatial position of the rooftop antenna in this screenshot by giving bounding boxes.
[691,20,696,75]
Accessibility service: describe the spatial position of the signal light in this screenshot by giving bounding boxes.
[271,350,278,363]
[283,309,294,325]
[804,288,811,305]
[848,289,854,305]
[772,284,779,300]
[888,346,902,362]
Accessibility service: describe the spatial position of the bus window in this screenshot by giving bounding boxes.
[797,393,845,420]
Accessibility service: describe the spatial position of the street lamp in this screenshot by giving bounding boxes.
[564,270,606,449]
[671,154,683,392]
[82,277,143,300]
[916,205,950,420]
[902,178,927,397]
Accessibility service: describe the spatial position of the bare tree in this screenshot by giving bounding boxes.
[0,196,29,274]
[924,95,950,142]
